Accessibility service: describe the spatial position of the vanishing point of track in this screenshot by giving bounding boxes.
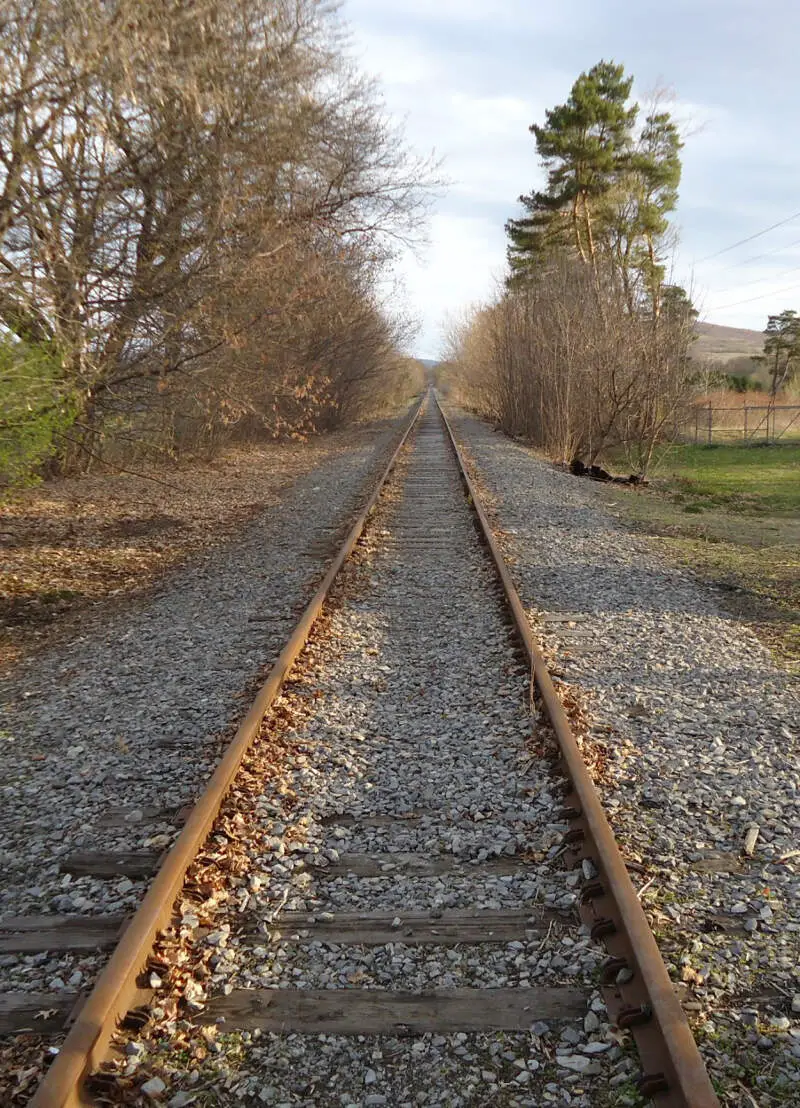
[17,394,719,1106]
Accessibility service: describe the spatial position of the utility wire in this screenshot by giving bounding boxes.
[696,209,800,263]
[717,233,800,273]
[707,277,800,312]
[714,260,800,297]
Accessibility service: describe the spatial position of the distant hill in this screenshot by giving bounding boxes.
[418,330,766,369]
[692,321,764,363]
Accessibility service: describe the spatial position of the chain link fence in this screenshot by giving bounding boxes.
[688,403,800,444]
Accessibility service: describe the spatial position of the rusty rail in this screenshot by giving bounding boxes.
[30,398,424,1108]
[435,395,719,1108]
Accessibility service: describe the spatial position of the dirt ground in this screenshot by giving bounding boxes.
[0,421,396,672]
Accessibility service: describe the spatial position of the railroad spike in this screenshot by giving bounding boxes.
[120,1006,151,1031]
[590,917,617,941]
[599,956,628,984]
[557,806,582,821]
[580,879,605,902]
[637,1071,670,1096]
[617,1003,653,1029]
[550,780,572,799]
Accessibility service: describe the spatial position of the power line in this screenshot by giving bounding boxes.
[696,209,800,264]
[714,260,800,297]
[717,233,800,273]
[707,277,800,312]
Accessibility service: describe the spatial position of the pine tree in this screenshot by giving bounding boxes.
[599,109,682,314]
[761,310,800,400]
[507,64,683,320]
[507,61,637,275]
[661,284,696,323]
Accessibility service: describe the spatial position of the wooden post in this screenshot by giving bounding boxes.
[694,406,699,444]
[743,405,748,441]
[707,402,713,445]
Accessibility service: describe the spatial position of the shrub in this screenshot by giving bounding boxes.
[0,338,77,486]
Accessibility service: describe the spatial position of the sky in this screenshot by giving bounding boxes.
[344,0,800,359]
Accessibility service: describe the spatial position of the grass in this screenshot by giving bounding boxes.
[652,443,800,515]
[600,443,800,671]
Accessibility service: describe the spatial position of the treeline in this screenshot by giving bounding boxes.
[0,0,432,484]
[446,62,695,475]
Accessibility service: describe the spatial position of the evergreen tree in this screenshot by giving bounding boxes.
[761,310,800,400]
[613,110,683,314]
[660,284,697,323]
[507,61,636,274]
[507,63,682,319]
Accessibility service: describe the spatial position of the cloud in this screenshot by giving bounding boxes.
[344,0,800,352]
[393,211,507,350]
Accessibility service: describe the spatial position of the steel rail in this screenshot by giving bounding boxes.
[30,397,424,1108]
[435,394,720,1108]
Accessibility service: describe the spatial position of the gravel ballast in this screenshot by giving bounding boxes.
[107,404,627,1108]
[0,415,408,998]
[449,408,800,1103]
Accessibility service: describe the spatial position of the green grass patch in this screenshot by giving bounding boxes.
[596,443,800,672]
[648,443,800,515]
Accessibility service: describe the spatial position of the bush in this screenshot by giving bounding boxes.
[0,338,76,486]
[726,374,761,394]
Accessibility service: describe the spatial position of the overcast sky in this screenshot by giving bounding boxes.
[345,0,800,359]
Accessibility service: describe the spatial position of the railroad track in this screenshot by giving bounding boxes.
[6,394,718,1105]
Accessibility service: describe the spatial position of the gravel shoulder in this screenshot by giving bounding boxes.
[0,410,408,1000]
[448,407,800,1105]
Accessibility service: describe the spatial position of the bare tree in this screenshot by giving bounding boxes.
[448,256,694,475]
[1,0,437,480]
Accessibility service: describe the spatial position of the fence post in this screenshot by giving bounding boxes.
[743,405,748,441]
[707,401,713,445]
